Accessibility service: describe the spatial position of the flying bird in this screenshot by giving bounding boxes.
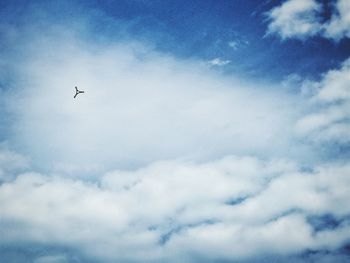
[74,86,84,98]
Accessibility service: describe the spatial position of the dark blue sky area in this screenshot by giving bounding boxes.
[1,0,350,81]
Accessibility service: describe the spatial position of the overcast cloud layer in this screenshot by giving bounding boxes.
[0,0,350,262]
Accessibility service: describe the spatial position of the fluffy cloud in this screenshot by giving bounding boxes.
[324,0,350,40]
[266,0,322,40]
[267,0,350,40]
[296,59,350,143]
[267,0,350,145]
[0,157,349,262]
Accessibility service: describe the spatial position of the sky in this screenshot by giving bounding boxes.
[0,0,350,262]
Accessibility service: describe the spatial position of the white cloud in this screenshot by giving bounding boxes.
[0,157,349,262]
[2,27,302,174]
[296,59,350,143]
[1,6,349,263]
[266,0,322,40]
[267,0,350,40]
[0,145,28,181]
[324,0,350,40]
[207,57,231,66]
[167,214,315,260]
[313,59,350,103]
[267,0,350,144]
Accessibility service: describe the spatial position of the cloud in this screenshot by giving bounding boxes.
[228,38,249,51]
[266,0,322,40]
[266,0,350,144]
[0,145,28,181]
[0,2,349,262]
[296,59,350,143]
[207,57,231,66]
[266,0,350,40]
[0,157,350,262]
[1,23,304,175]
[324,0,350,40]
[228,41,239,50]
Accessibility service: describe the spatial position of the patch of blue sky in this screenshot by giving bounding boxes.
[81,0,350,80]
[1,0,350,83]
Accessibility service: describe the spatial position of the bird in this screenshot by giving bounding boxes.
[74,86,84,98]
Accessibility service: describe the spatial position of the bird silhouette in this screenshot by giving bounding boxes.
[74,86,84,98]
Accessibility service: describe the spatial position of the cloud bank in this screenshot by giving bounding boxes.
[1,156,350,262]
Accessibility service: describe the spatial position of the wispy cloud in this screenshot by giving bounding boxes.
[207,57,231,66]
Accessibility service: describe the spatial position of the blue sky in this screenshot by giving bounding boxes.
[0,0,350,262]
[1,0,350,80]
